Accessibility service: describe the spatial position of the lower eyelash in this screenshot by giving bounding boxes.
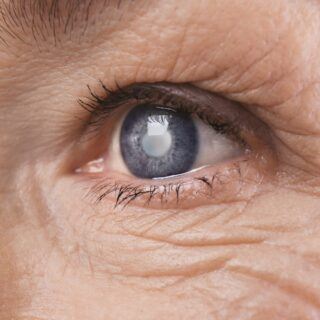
[88,174,222,209]
[100,183,159,208]
[78,157,259,210]
[94,182,186,209]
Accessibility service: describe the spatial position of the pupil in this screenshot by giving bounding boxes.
[141,116,172,158]
[120,104,199,179]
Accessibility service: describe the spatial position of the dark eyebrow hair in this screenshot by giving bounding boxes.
[0,0,124,46]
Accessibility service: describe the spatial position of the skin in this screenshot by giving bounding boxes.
[1,0,320,319]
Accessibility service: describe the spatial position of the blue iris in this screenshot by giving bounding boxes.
[120,104,199,179]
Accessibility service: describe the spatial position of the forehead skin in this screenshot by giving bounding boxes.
[1,1,320,319]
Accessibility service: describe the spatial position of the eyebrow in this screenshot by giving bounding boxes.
[0,0,125,46]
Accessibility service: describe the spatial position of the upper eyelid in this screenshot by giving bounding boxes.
[76,82,274,162]
[78,81,266,135]
[79,81,232,118]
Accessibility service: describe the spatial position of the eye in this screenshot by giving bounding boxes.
[75,82,274,209]
[114,104,243,179]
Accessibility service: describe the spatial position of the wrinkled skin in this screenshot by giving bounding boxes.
[2,0,320,319]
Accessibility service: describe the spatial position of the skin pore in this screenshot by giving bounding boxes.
[1,0,320,319]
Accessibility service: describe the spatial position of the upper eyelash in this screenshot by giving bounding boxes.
[78,81,131,123]
[78,81,243,143]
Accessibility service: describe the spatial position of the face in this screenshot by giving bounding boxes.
[1,0,320,319]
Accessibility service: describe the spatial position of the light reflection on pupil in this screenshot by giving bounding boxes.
[142,115,172,158]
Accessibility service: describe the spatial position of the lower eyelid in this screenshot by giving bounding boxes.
[80,150,275,210]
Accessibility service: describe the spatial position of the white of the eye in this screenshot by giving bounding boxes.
[194,119,243,167]
[142,116,172,158]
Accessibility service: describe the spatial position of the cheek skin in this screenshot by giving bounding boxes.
[3,162,320,319]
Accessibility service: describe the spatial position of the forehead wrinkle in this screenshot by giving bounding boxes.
[0,0,127,47]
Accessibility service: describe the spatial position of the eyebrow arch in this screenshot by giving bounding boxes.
[0,0,126,46]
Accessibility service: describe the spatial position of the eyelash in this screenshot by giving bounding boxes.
[79,81,243,143]
[78,81,252,209]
